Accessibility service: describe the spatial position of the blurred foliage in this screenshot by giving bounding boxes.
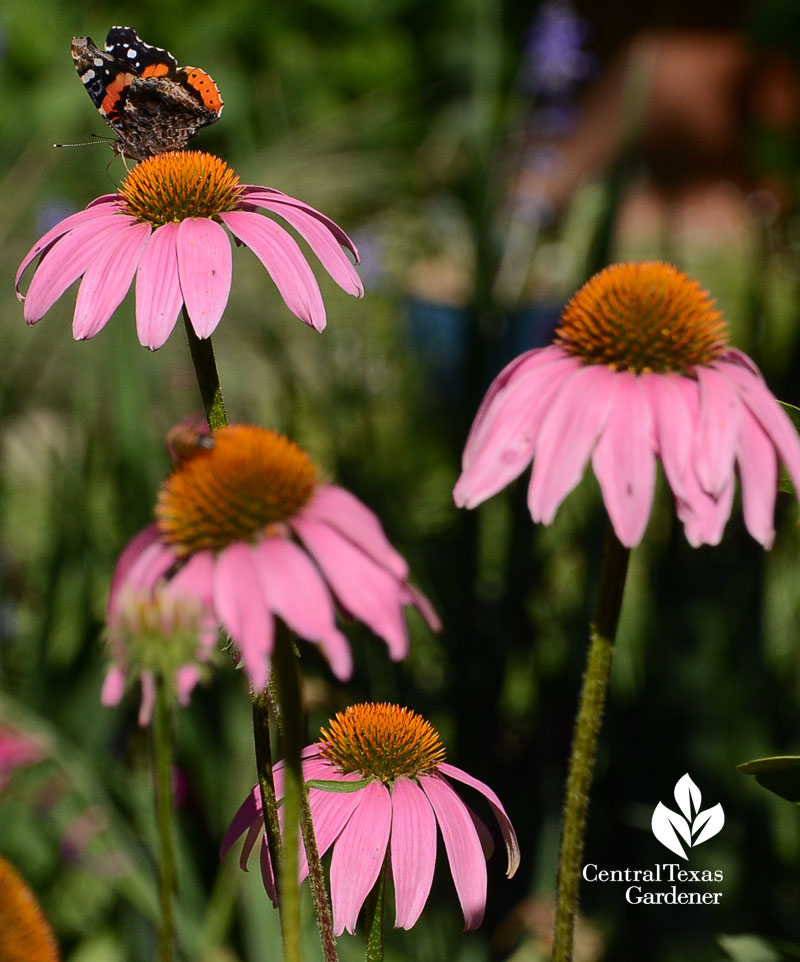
[738,757,800,805]
[2,0,800,960]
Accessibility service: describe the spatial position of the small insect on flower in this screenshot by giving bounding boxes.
[71,25,223,161]
[166,419,214,465]
[109,426,440,692]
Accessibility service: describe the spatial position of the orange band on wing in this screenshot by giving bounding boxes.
[182,67,223,112]
[100,72,136,117]
[141,62,171,78]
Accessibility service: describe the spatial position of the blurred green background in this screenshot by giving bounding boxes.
[2,0,800,959]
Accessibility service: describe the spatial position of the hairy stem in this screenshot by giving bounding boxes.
[271,626,305,962]
[252,691,283,893]
[552,525,630,962]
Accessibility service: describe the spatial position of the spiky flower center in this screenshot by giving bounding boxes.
[119,151,243,226]
[0,856,60,962]
[318,703,446,782]
[156,425,317,556]
[555,261,728,373]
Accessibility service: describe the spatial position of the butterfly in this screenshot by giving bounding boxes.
[71,26,223,161]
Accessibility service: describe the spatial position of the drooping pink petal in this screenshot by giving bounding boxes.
[419,773,487,930]
[108,536,179,615]
[220,210,326,330]
[271,753,341,800]
[241,188,360,261]
[220,786,262,863]
[175,664,202,705]
[100,665,126,706]
[693,365,743,498]
[736,408,778,548]
[260,836,279,904]
[176,218,233,339]
[390,776,437,930]
[108,525,162,613]
[300,485,409,580]
[398,583,442,633]
[256,201,363,296]
[528,365,619,525]
[468,808,495,860]
[329,780,392,936]
[135,222,184,349]
[437,763,520,877]
[15,201,126,297]
[22,216,131,324]
[723,348,763,378]
[239,822,263,874]
[716,356,800,497]
[460,346,572,470]
[591,373,656,547]
[293,516,408,659]
[678,475,735,547]
[213,543,274,691]
[166,550,215,609]
[296,780,367,883]
[254,538,352,680]
[455,352,579,507]
[72,221,152,340]
[138,672,156,727]
[642,372,695,500]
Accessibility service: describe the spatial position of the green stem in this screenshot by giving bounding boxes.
[152,678,177,962]
[182,308,227,429]
[271,625,305,962]
[363,862,387,962]
[300,782,339,962]
[552,524,630,962]
[252,691,283,892]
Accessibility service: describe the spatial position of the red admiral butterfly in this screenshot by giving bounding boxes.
[71,26,223,161]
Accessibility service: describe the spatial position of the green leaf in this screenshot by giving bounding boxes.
[717,933,783,962]
[737,755,800,803]
[779,401,800,495]
[306,777,373,793]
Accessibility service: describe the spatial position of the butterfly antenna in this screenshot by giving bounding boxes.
[52,133,115,148]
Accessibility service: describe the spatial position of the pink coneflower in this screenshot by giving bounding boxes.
[110,426,439,692]
[102,583,217,726]
[15,151,363,349]
[221,703,519,934]
[455,261,800,548]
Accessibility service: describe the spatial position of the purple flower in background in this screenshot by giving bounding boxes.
[520,0,594,101]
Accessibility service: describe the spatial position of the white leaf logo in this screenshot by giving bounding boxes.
[651,774,725,859]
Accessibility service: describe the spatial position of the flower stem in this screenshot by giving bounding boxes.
[363,863,387,962]
[271,625,305,962]
[152,677,177,962]
[300,781,339,962]
[552,524,630,962]
[252,690,283,891]
[182,308,227,429]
